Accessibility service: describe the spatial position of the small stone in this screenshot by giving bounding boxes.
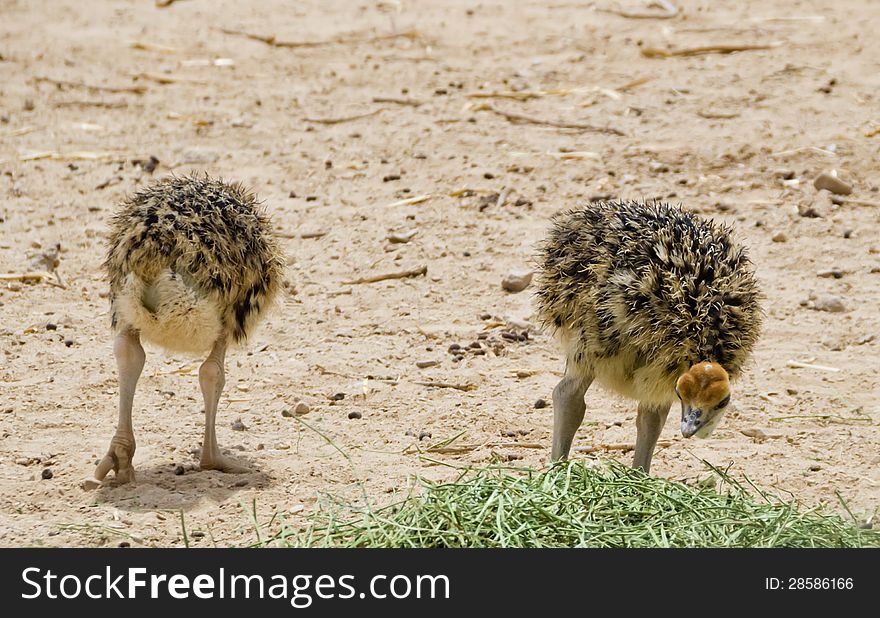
[448,343,461,353]
[348,411,362,420]
[773,168,795,180]
[118,541,131,548]
[63,338,75,347]
[231,419,247,431]
[45,323,57,331]
[534,398,548,409]
[808,464,821,472]
[786,388,798,396]
[479,313,492,320]
[843,229,853,239]
[382,174,401,182]
[418,431,432,441]
[234,479,249,487]
[813,172,852,195]
[330,392,346,401]
[281,408,294,418]
[386,230,418,244]
[292,401,310,415]
[859,521,873,530]
[174,465,185,476]
[856,334,875,345]
[501,270,533,293]
[256,443,265,450]
[191,531,205,538]
[771,232,787,243]
[14,457,30,466]
[416,360,439,368]
[41,468,53,480]
[816,268,844,279]
[812,296,847,313]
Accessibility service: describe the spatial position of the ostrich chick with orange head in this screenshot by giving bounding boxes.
[535,200,761,473]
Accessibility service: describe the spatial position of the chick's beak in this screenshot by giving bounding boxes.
[680,403,702,438]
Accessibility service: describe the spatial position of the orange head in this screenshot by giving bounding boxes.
[675,362,731,438]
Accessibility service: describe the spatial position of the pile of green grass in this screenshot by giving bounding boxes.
[273,460,877,548]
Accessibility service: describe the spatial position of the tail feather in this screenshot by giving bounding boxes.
[115,270,222,353]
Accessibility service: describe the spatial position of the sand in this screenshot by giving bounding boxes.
[0,0,877,547]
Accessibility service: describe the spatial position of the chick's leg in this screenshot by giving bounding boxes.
[199,339,248,473]
[550,364,593,461]
[95,330,144,484]
[633,402,670,473]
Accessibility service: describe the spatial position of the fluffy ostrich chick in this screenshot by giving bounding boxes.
[95,175,284,484]
[535,200,761,473]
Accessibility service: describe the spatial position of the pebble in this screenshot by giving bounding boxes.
[534,398,548,409]
[501,270,533,293]
[418,431,432,441]
[813,172,852,195]
[174,465,185,476]
[448,343,461,353]
[771,232,787,243]
[191,531,205,538]
[64,337,75,347]
[230,419,247,431]
[786,388,798,396]
[293,401,310,415]
[41,468,53,480]
[859,521,874,530]
[816,268,844,279]
[45,323,57,331]
[234,479,249,487]
[812,296,847,313]
[772,168,795,180]
[348,411,362,420]
[808,464,821,472]
[386,230,418,244]
[330,393,346,401]
[118,541,131,548]
[416,360,439,368]
[281,408,294,418]
[14,457,30,466]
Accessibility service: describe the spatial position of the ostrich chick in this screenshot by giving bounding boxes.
[95,175,284,484]
[535,200,761,473]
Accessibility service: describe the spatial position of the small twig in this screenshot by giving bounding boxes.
[574,440,673,454]
[465,91,544,101]
[386,194,434,207]
[20,151,121,162]
[474,103,625,136]
[304,108,384,124]
[616,76,653,91]
[54,100,128,109]
[786,360,841,372]
[372,96,423,107]
[156,0,183,6]
[128,40,179,53]
[133,72,209,85]
[218,28,419,49]
[413,381,477,392]
[833,197,880,208]
[601,0,679,19]
[698,110,740,119]
[0,272,54,283]
[642,42,783,58]
[770,146,837,158]
[34,76,146,95]
[343,265,427,285]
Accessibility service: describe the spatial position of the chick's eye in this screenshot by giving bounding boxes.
[716,394,731,409]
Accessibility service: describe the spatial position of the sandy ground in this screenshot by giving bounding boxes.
[1,0,878,547]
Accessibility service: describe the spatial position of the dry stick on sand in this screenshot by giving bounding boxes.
[304,108,385,124]
[600,0,679,19]
[55,100,128,109]
[218,27,419,49]
[372,96,424,107]
[344,265,427,285]
[474,103,626,136]
[34,76,146,95]
[413,381,477,392]
[641,42,783,58]
[574,440,673,454]
[133,72,209,85]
